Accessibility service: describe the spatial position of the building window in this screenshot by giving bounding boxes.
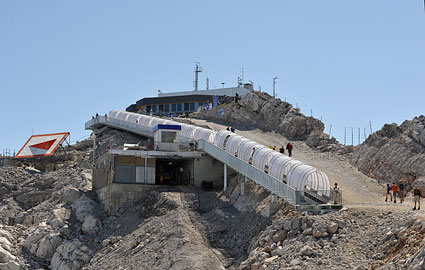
[161,131,177,143]
[159,104,164,112]
[146,106,151,113]
[164,104,169,112]
[177,103,182,112]
[198,102,203,107]
[189,103,195,111]
[171,104,177,112]
[184,103,189,111]
[151,105,157,112]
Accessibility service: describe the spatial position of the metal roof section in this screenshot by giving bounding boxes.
[15,132,69,158]
[85,110,339,211]
[157,86,251,98]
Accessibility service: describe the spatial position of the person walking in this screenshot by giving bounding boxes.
[333,183,340,204]
[272,146,276,151]
[286,142,293,157]
[392,183,398,203]
[413,185,421,210]
[385,183,392,202]
[231,127,235,133]
[399,181,405,203]
[279,146,285,154]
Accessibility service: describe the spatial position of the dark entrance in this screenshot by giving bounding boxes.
[155,159,187,185]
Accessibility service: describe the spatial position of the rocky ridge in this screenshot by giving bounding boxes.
[351,115,425,189]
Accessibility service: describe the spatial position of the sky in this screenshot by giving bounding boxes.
[1,0,424,154]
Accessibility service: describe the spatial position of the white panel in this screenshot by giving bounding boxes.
[268,155,295,181]
[226,135,245,156]
[214,130,233,148]
[238,141,258,162]
[109,110,119,118]
[146,167,156,184]
[136,167,144,183]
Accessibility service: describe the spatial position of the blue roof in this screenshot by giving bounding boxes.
[153,124,182,132]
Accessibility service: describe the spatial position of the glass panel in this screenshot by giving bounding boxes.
[184,103,189,111]
[171,104,177,111]
[161,131,177,143]
[177,103,182,111]
[189,103,195,110]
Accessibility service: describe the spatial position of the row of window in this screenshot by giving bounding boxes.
[146,102,202,113]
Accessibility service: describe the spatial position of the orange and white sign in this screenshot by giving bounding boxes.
[15,132,69,158]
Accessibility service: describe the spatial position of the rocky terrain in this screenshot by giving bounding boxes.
[0,92,424,269]
[351,116,425,190]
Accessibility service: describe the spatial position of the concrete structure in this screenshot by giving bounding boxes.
[126,84,253,115]
[86,110,342,214]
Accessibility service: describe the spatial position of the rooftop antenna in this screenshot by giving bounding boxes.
[206,77,209,90]
[221,82,225,88]
[193,62,203,91]
[241,66,244,84]
[259,85,262,92]
[273,76,278,98]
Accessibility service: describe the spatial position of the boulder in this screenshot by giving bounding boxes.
[300,246,314,257]
[327,222,339,234]
[81,215,101,234]
[50,240,93,270]
[72,195,97,222]
[47,208,69,228]
[0,247,15,263]
[0,261,20,270]
[24,225,63,260]
[63,187,82,204]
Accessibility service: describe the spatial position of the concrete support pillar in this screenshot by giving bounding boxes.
[271,194,276,203]
[240,182,245,196]
[223,164,227,192]
[244,176,248,182]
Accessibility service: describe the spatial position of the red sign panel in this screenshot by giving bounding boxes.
[15,132,69,158]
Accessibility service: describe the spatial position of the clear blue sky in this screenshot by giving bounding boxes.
[1,0,424,153]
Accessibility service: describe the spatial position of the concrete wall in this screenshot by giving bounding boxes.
[193,157,225,188]
[92,154,114,190]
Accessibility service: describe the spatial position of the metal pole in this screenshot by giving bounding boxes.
[329,124,332,137]
[144,157,147,184]
[364,128,367,140]
[273,76,277,98]
[223,164,227,192]
[358,127,360,145]
[351,127,354,146]
[369,121,373,134]
[344,127,346,145]
[310,109,313,117]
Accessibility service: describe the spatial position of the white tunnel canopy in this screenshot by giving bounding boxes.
[286,163,330,193]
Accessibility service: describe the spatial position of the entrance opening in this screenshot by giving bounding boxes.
[155,159,189,185]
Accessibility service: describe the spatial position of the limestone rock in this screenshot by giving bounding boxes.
[63,187,82,204]
[82,215,101,234]
[24,225,63,260]
[0,246,15,263]
[72,195,98,222]
[50,240,93,270]
[351,116,425,185]
[327,222,339,234]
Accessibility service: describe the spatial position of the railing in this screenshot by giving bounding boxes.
[85,116,154,138]
[198,139,298,205]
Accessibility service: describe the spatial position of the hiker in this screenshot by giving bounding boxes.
[150,109,153,116]
[279,146,285,154]
[272,146,276,151]
[235,93,239,103]
[413,185,421,210]
[399,181,405,203]
[286,142,293,157]
[392,182,398,203]
[385,184,392,202]
[333,183,340,204]
[268,145,273,149]
[226,127,230,131]
[231,127,235,133]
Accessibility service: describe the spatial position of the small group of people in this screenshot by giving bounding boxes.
[268,142,293,157]
[385,181,421,210]
[226,126,235,132]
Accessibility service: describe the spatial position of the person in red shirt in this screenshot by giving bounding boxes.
[392,183,398,203]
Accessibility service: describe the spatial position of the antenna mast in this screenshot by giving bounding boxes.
[273,76,278,98]
[193,62,203,91]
